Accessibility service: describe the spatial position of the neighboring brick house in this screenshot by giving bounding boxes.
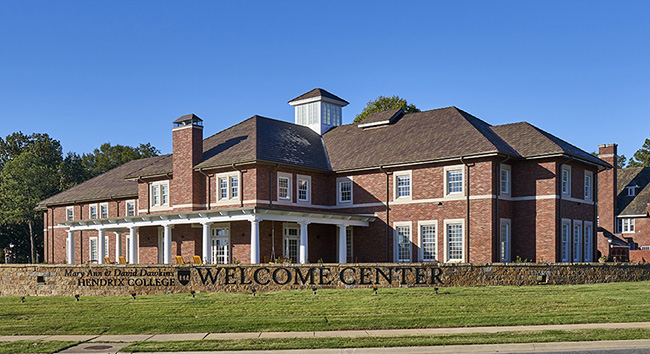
[597,143,650,261]
[38,88,610,265]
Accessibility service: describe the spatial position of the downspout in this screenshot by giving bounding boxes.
[379,166,391,262]
[460,157,474,263]
[269,164,279,208]
[232,163,246,208]
[198,169,212,209]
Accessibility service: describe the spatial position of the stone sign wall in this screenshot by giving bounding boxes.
[1,263,649,297]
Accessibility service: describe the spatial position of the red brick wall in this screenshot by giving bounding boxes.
[598,144,617,235]
[171,124,205,211]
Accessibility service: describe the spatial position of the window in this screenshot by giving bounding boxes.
[584,222,593,262]
[500,219,511,262]
[215,172,241,204]
[573,220,582,262]
[445,166,464,195]
[617,218,635,233]
[419,221,437,262]
[89,204,98,219]
[126,200,136,216]
[500,164,511,195]
[338,177,353,204]
[394,222,412,262]
[561,165,571,195]
[283,223,300,263]
[321,103,342,126]
[297,175,311,203]
[211,226,230,264]
[584,171,593,200]
[66,207,74,221]
[394,171,412,199]
[100,203,108,218]
[150,181,170,208]
[278,172,292,201]
[561,219,571,262]
[89,237,98,262]
[104,236,109,258]
[445,220,464,262]
[346,228,353,263]
[627,185,638,196]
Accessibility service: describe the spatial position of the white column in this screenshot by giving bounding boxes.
[129,227,138,264]
[115,232,121,263]
[250,219,260,264]
[163,224,172,264]
[338,225,347,264]
[299,222,309,264]
[67,230,75,264]
[202,222,211,264]
[97,229,105,264]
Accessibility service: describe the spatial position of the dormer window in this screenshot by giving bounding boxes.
[627,185,639,197]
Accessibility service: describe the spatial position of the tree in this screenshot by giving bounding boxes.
[617,155,627,169]
[353,96,420,123]
[81,142,160,178]
[628,137,650,167]
[59,152,88,190]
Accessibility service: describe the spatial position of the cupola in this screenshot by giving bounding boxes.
[288,88,349,135]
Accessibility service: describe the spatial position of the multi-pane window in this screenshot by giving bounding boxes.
[211,227,229,264]
[151,181,170,207]
[161,184,169,205]
[500,165,511,194]
[100,203,108,218]
[230,176,239,198]
[321,103,342,126]
[584,172,592,200]
[396,225,411,262]
[346,228,353,263]
[219,178,228,200]
[573,222,582,262]
[500,220,511,262]
[152,185,160,205]
[627,186,638,196]
[561,221,570,262]
[278,177,290,200]
[66,207,74,221]
[396,174,411,198]
[561,166,571,195]
[420,223,437,261]
[447,222,463,262]
[618,218,635,233]
[284,225,300,262]
[584,223,593,262]
[126,201,136,216]
[339,180,352,203]
[215,173,240,203]
[298,179,309,202]
[447,169,463,194]
[104,237,109,258]
[89,205,98,219]
[89,237,98,262]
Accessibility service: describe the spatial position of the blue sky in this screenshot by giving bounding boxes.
[1,1,649,161]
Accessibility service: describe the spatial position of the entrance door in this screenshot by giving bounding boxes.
[283,224,300,263]
[211,226,230,264]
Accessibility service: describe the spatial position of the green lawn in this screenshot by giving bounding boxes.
[2,281,650,335]
[0,341,78,354]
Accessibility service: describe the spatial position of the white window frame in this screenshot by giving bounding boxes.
[573,220,582,262]
[66,206,74,221]
[150,180,170,209]
[561,165,571,196]
[418,220,438,262]
[584,221,593,262]
[394,170,412,200]
[215,171,242,205]
[210,224,230,264]
[444,219,465,262]
[617,218,635,233]
[444,165,464,196]
[500,164,511,195]
[500,218,511,262]
[99,202,109,219]
[627,186,638,196]
[584,171,593,201]
[393,221,412,263]
[277,172,292,202]
[89,204,98,220]
[125,200,136,216]
[89,237,98,263]
[337,177,353,204]
[283,223,300,263]
[561,219,571,262]
[297,174,311,204]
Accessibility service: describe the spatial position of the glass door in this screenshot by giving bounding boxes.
[211,226,230,264]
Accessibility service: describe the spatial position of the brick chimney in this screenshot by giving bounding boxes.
[171,114,205,211]
[598,143,618,234]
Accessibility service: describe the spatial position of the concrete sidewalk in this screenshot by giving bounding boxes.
[1,321,650,343]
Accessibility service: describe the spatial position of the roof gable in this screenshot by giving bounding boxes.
[617,167,650,216]
[288,88,349,105]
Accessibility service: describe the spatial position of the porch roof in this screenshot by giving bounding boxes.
[60,206,375,232]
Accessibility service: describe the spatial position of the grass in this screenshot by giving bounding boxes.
[0,341,78,354]
[123,328,650,352]
[1,281,650,335]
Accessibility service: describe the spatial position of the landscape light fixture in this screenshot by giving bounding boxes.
[373,287,378,295]
[190,290,196,298]
[74,294,80,301]
[131,292,136,300]
[251,287,256,296]
[20,296,25,303]
[312,287,317,295]
[434,287,439,295]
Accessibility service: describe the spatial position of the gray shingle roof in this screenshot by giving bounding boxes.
[288,88,349,105]
[358,108,403,127]
[617,167,650,216]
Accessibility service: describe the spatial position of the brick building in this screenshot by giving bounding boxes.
[597,144,650,261]
[39,89,610,265]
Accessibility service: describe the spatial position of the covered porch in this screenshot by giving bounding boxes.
[61,207,374,265]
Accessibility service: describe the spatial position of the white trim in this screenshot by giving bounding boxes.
[443,219,465,263]
[89,204,98,220]
[561,218,571,262]
[215,171,241,205]
[89,236,98,263]
[66,206,74,221]
[277,172,293,204]
[561,165,571,196]
[296,174,312,204]
[173,203,208,209]
[418,220,438,262]
[617,214,648,218]
[393,170,412,201]
[337,176,353,205]
[99,202,109,219]
[210,223,231,264]
[125,200,136,217]
[584,221,593,262]
[584,171,593,201]
[500,164,511,196]
[393,221,413,262]
[444,165,465,197]
[573,220,582,262]
[150,180,170,210]
[283,222,301,263]
[499,218,511,262]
